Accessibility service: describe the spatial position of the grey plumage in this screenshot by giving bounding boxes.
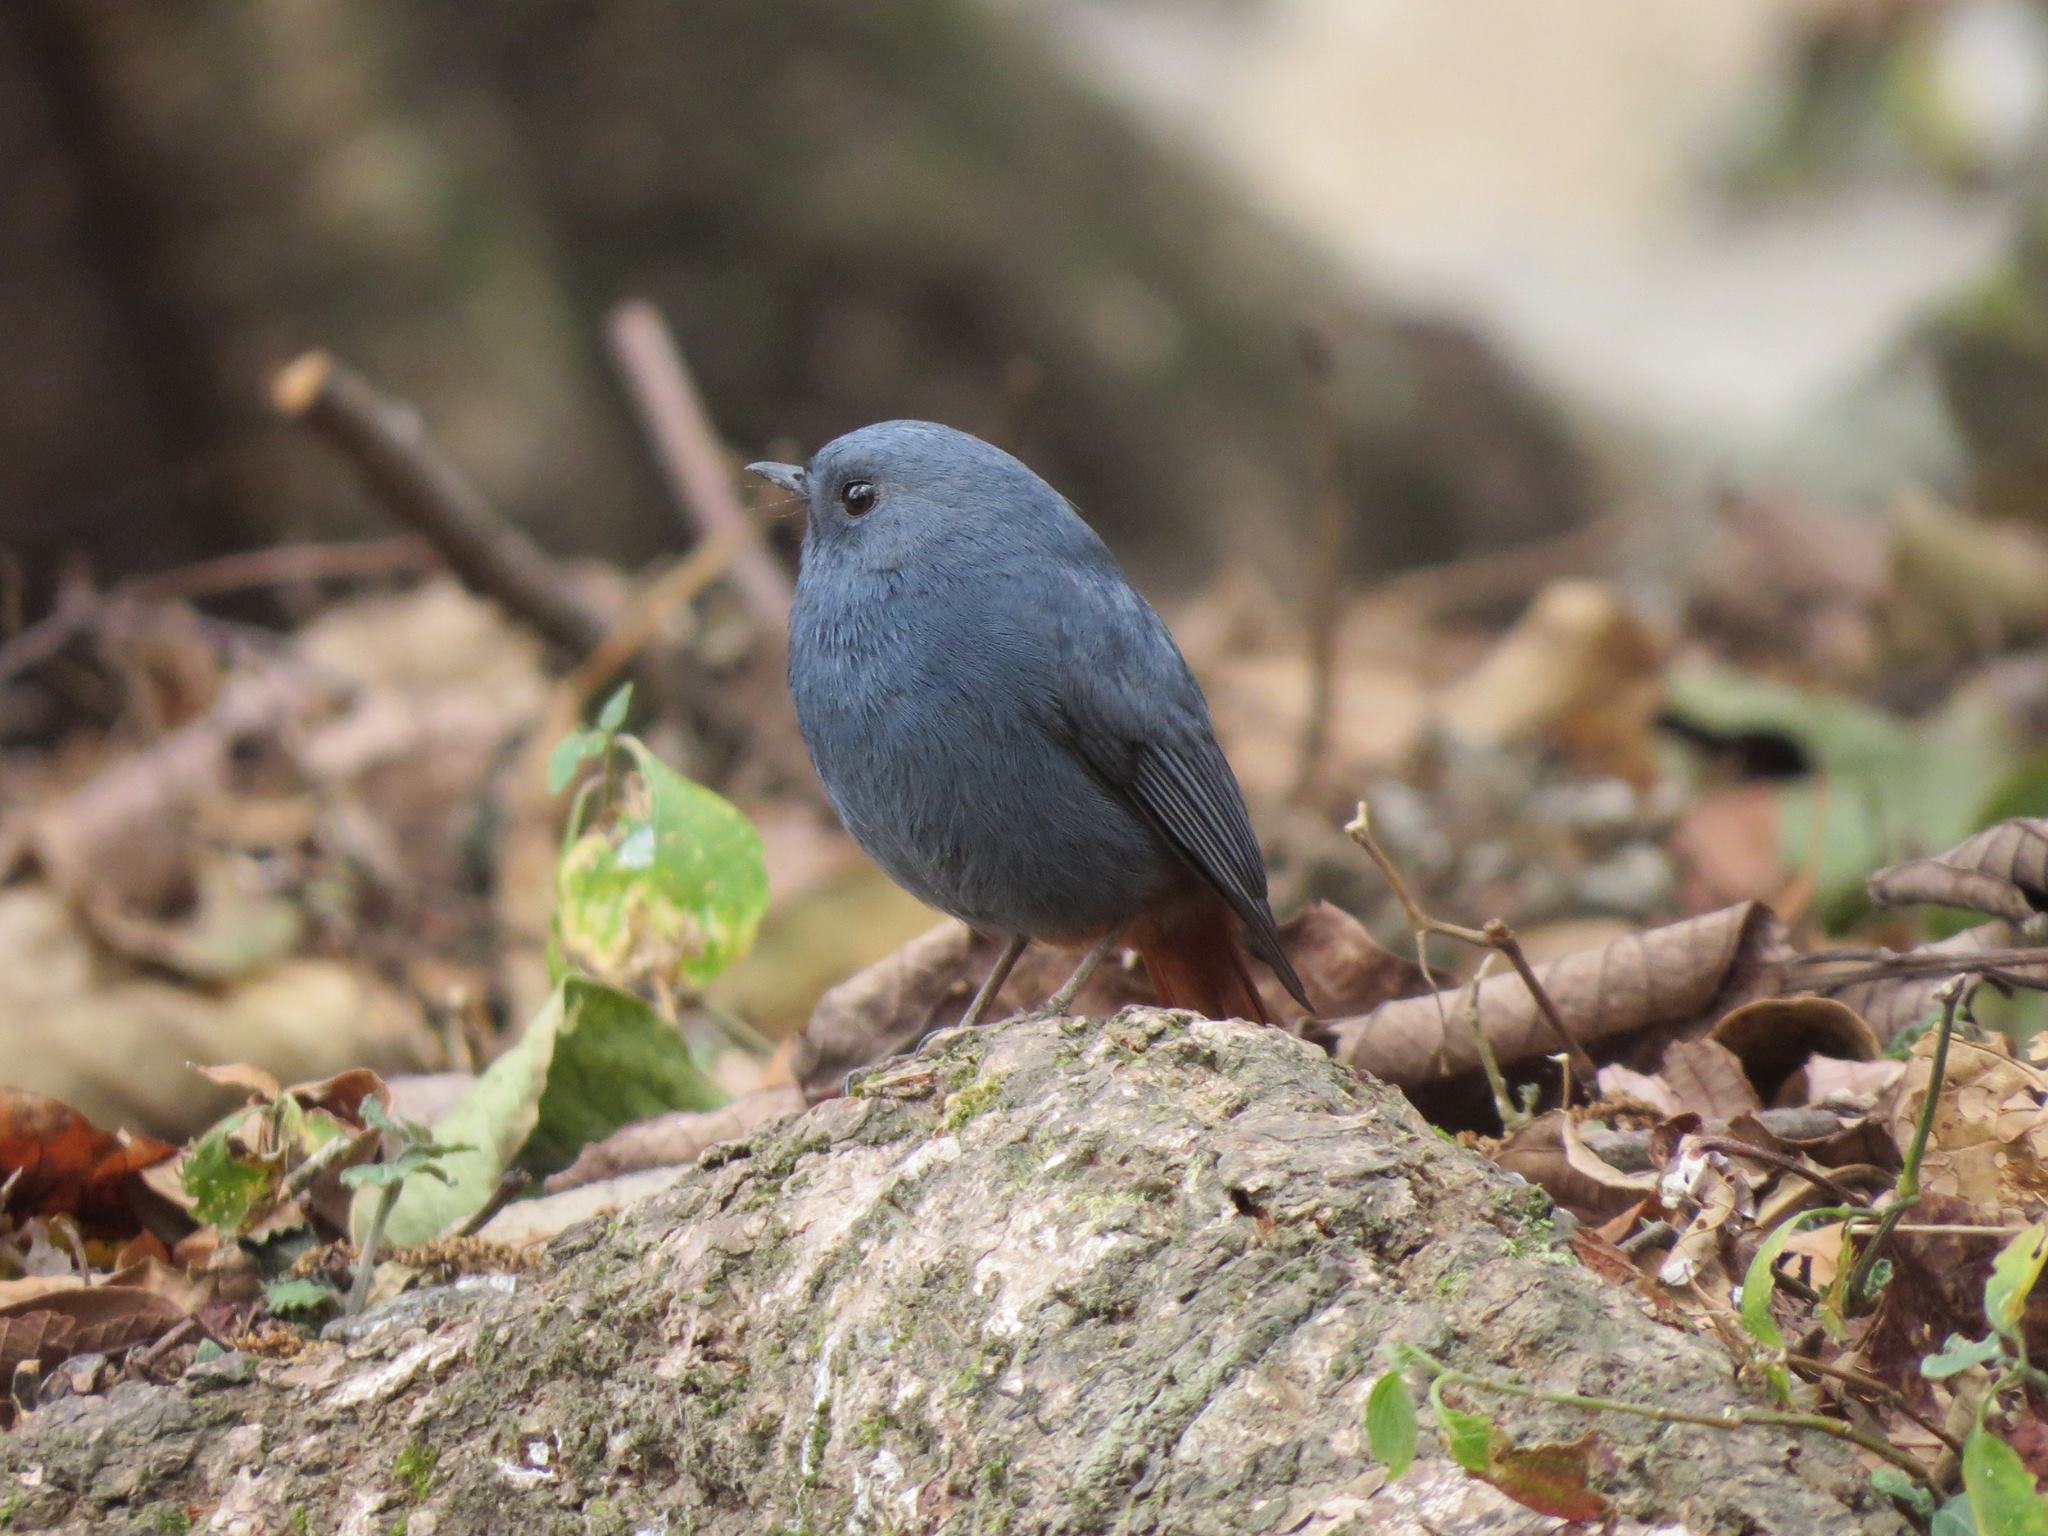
[754,420,1308,1011]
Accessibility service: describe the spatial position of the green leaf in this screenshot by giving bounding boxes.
[181,1124,274,1235]
[547,729,603,795]
[1871,1466,1935,1517]
[1924,1333,2005,1380]
[1985,1224,2048,1344]
[1963,1426,2048,1536]
[357,976,726,1246]
[1429,1378,1499,1474]
[1739,1209,1836,1355]
[264,1277,341,1318]
[1935,1492,1980,1536]
[596,682,634,734]
[553,738,769,990]
[1364,1372,1418,1479]
[339,1145,459,1191]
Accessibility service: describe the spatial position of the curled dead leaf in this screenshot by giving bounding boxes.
[1866,817,2048,922]
[1324,902,1789,1089]
[1706,995,1878,1106]
[1491,1110,1656,1222]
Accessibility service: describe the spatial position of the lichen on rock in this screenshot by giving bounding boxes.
[0,1010,1902,1534]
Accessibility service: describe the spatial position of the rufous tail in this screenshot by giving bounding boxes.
[1131,900,1271,1024]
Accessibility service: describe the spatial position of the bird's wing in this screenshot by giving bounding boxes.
[1047,566,1311,1010]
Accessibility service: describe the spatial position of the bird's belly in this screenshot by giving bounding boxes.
[800,695,1171,940]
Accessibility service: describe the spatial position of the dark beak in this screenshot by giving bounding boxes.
[744,461,807,497]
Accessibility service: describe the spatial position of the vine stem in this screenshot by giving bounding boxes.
[348,1180,402,1316]
[1405,1348,1934,1484]
[1843,975,1971,1303]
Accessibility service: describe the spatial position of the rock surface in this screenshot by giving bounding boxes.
[1,1010,1902,1533]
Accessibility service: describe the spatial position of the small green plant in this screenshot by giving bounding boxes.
[338,1100,469,1314]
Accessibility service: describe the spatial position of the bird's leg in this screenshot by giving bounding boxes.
[958,933,1030,1029]
[1036,926,1126,1018]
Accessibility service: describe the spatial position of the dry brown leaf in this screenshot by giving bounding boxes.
[1878,1033,2048,1218]
[1688,493,1886,683]
[1594,1064,1682,1118]
[1777,1055,1904,1110]
[0,1088,175,1223]
[1324,902,1789,1088]
[478,1167,687,1247]
[544,1086,805,1193]
[793,921,982,1097]
[1866,818,2048,923]
[1434,579,1668,783]
[76,854,303,982]
[1272,901,1427,1018]
[1657,1039,1762,1121]
[1706,995,1879,1105]
[25,667,326,929]
[1861,1195,2009,1388]
[101,1258,217,1317]
[1658,1160,1744,1290]
[0,1276,89,1311]
[1491,1109,1657,1221]
[1777,1221,1847,1293]
[195,1064,283,1101]
[0,1282,185,1418]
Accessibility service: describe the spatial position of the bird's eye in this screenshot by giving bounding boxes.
[840,480,876,516]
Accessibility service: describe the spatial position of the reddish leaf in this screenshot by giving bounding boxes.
[0,1088,175,1221]
[1477,1433,1611,1522]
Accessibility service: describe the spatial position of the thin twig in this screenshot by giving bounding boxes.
[279,1128,368,1203]
[0,537,440,691]
[272,351,611,656]
[605,300,793,631]
[556,528,744,722]
[127,537,436,604]
[1787,1354,1965,1456]
[452,1168,532,1240]
[1798,947,2048,991]
[129,1317,205,1378]
[1688,1135,1869,1211]
[1344,802,1597,1088]
[1290,320,1344,802]
[1463,953,1522,1132]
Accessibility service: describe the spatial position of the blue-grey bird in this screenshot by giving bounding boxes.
[748,421,1310,1024]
